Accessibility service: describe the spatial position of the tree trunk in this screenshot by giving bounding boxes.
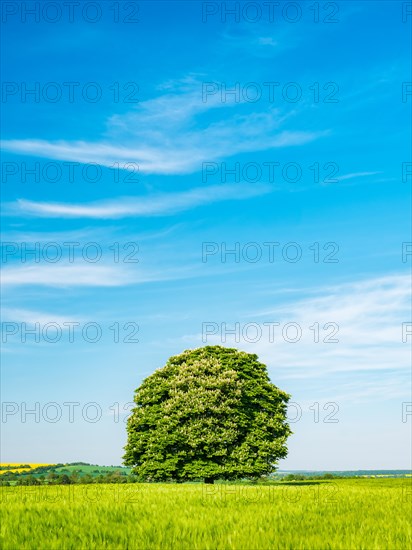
[204,477,214,484]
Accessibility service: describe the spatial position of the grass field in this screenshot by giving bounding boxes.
[1,478,410,549]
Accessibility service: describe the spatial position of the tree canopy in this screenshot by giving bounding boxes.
[124,346,291,483]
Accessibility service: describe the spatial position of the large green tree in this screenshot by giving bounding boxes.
[124,346,291,483]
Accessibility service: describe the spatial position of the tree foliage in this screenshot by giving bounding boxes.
[124,346,292,482]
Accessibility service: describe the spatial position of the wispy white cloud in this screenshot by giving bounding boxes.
[9,183,271,219]
[221,23,299,57]
[0,258,214,288]
[1,307,83,325]
[1,224,182,247]
[1,79,325,175]
[179,273,411,401]
[334,171,381,182]
[247,273,410,376]
[1,264,138,287]
[257,37,278,47]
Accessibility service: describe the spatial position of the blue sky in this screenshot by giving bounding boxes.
[1,1,411,469]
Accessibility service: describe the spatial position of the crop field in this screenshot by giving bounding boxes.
[0,464,54,475]
[1,478,410,549]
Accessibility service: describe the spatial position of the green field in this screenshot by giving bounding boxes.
[1,478,411,549]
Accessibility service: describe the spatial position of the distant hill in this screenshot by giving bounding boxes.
[276,470,411,478]
[0,462,131,483]
[1,464,410,485]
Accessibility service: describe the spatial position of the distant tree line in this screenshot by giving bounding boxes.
[0,469,134,486]
[1,464,408,486]
[280,473,338,481]
[0,464,31,470]
[0,469,345,487]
